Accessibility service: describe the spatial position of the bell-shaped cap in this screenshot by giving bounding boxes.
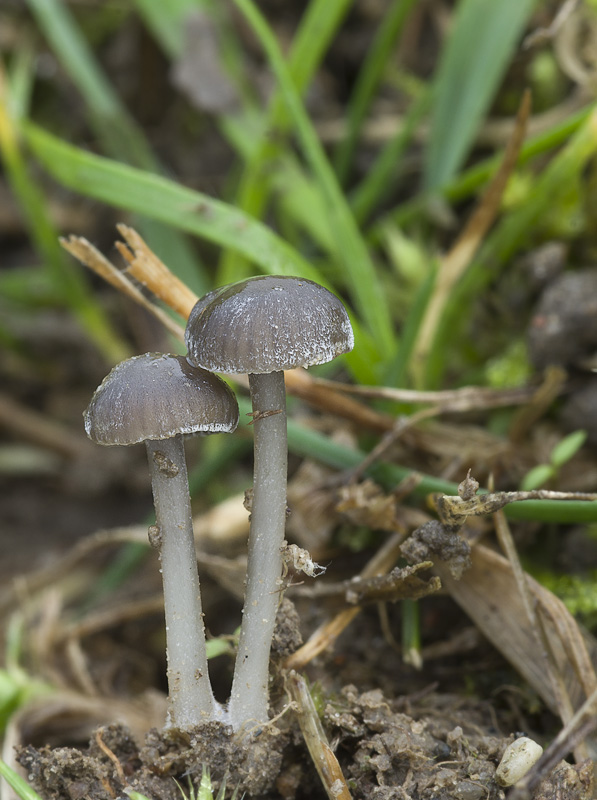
[84,353,239,446]
[185,275,354,374]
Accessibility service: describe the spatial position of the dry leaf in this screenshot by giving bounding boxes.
[436,544,597,716]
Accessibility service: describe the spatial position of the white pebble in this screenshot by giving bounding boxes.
[495,737,543,786]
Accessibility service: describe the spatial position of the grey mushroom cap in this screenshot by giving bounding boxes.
[84,353,239,446]
[185,275,354,374]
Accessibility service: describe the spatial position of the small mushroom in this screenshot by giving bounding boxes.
[185,275,353,728]
[84,353,239,729]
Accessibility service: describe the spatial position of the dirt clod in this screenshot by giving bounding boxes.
[324,687,508,800]
[400,521,472,579]
[533,759,594,800]
[18,720,288,800]
[528,270,597,369]
[271,597,304,659]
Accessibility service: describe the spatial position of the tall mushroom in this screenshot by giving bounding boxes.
[84,353,239,729]
[185,276,354,729]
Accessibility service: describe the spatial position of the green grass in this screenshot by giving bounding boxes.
[231,0,396,362]
[423,105,597,387]
[18,0,594,388]
[333,0,418,184]
[25,0,208,297]
[10,0,595,494]
[0,761,44,800]
[217,0,354,283]
[14,0,597,475]
[424,0,539,190]
[0,55,129,365]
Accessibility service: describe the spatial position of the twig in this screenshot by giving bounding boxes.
[307,378,538,412]
[60,235,185,340]
[288,671,352,800]
[116,223,197,320]
[438,488,597,533]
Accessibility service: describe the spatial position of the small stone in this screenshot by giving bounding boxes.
[495,736,543,786]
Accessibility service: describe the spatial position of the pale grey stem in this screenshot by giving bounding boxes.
[229,371,287,729]
[146,435,217,728]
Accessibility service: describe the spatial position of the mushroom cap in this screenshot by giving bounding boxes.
[84,353,239,446]
[185,276,354,374]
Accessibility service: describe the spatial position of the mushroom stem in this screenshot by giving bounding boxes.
[229,371,288,728]
[146,435,217,727]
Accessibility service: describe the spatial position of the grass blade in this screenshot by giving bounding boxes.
[25,0,153,166]
[271,158,337,256]
[0,761,44,800]
[0,69,129,364]
[232,0,396,360]
[7,41,35,120]
[282,405,597,524]
[333,0,417,183]
[218,0,354,283]
[371,102,596,241]
[383,263,436,388]
[26,0,208,295]
[351,88,430,224]
[23,122,324,284]
[132,0,196,57]
[413,92,531,388]
[480,109,597,267]
[424,0,538,190]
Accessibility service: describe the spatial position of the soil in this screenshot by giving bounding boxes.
[12,647,595,800]
[7,576,597,799]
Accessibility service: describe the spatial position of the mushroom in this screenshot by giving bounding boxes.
[185,276,354,728]
[84,353,239,728]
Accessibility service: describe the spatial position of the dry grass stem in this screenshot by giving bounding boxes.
[0,490,251,618]
[438,489,597,532]
[310,377,539,412]
[412,91,531,385]
[316,89,587,148]
[63,226,396,431]
[0,391,89,459]
[60,235,185,340]
[508,366,567,442]
[115,223,198,320]
[524,0,579,48]
[288,671,352,800]
[0,527,148,616]
[346,408,438,483]
[57,597,166,644]
[283,367,395,433]
[64,636,99,696]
